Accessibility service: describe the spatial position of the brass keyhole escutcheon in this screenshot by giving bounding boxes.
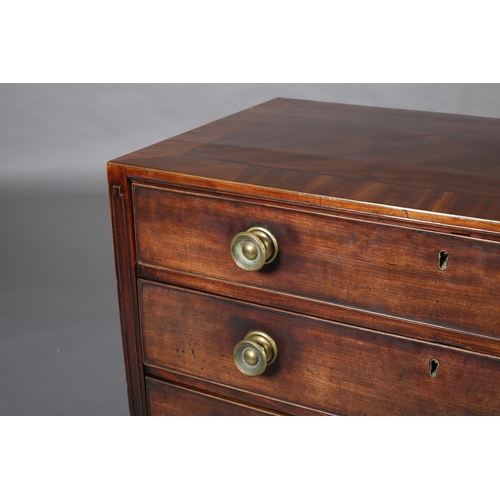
[233,331,278,376]
[230,226,278,272]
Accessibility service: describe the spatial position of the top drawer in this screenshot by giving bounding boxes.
[133,184,500,338]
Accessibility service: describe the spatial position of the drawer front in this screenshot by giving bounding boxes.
[134,184,500,338]
[139,280,500,416]
[146,377,278,415]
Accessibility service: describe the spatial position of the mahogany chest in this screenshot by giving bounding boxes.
[108,98,500,415]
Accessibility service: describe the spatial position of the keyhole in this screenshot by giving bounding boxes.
[429,359,440,378]
[438,250,449,271]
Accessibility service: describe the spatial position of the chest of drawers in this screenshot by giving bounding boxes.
[108,98,500,415]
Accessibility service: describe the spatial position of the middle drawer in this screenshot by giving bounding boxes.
[138,279,500,415]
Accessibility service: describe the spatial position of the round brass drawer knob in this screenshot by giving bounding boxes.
[233,331,278,376]
[230,226,278,271]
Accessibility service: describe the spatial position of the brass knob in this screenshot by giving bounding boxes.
[230,226,278,272]
[233,331,278,376]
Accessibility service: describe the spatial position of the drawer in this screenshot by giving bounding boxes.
[146,377,278,415]
[139,280,500,416]
[134,184,500,338]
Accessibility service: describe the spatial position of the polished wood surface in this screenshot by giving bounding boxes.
[140,281,500,416]
[108,169,147,415]
[134,184,500,338]
[146,378,279,416]
[138,264,500,359]
[145,366,328,415]
[108,98,500,416]
[112,98,500,223]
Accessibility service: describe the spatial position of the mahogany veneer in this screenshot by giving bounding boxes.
[108,98,500,415]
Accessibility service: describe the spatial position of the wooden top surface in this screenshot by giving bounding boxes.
[111,98,500,224]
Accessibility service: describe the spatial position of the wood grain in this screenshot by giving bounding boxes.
[137,264,500,359]
[145,366,330,415]
[111,98,500,222]
[146,377,280,416]
[108,98,500,416]
[107,166,147,415]
[139,280,500,416]
[134,184,500,338]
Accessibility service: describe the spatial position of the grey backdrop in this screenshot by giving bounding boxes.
[2,84,499,415]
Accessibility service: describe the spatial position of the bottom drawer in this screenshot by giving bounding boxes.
[146,378,279,416]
